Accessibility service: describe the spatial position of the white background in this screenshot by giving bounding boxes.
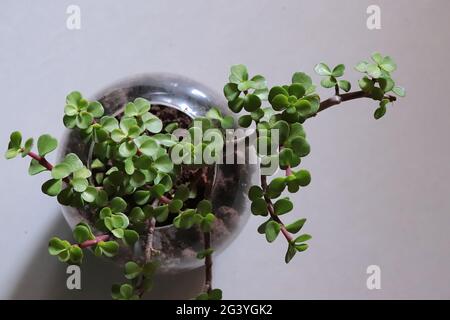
[1,0,449,299]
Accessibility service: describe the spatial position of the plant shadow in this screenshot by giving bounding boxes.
[10,211,204,300]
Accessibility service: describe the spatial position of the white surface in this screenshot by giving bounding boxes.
[1,0,449,299]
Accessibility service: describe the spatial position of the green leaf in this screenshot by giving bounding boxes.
[292,72,313,89]
[355,61,368,73]
[169,199,183,213]
[63,153,84,173]
[248,185,264,201]
[314,63,332,76]
[243,94,261,112]
[196,248,214,259]
[48,237,70,256]
[21,138,34,157]
[271,94,289,111]
[5,149,19,159]
[119,141,137,158]
[295,169,311,187]
[238,115,252,128]
[124,261,142,280]
[268,86,288,103]
[69,245,83,264]
[66,91,83,105]
[290,136,310,157]
[73,223,95,243]
[154,154,173,173]
[153,205,169,223]
[124,102,139,117]
[8,131,22,150]
[359,77,374,93]
[145,117,163,133]
[72,178,88,193]
[98,240,119,257]
[76,111,93,129]
[64,104,78,116]
[111,197,127,213]
[100,116,119,132]
[374,106,386,120]
[37,134,58,157]
[371,52,383,64]
[274,198,293,215]
[392,86,406,97]
[320,76,337,88]
[265,221,281,243]
[380,56,397,73]
[251,198,268,216]
[81,186,97,203]
[208,289,223,300]
[174,185,190,201]
[338,80,351,92]
[229,64,248,84]
[267,177,287,196]
[295,243,309,252]
[295,234,312,244]
[332,64,345,77]
[134,98,151,114]
[220,116,234,129]
[28,159,46,175]
[366,64,382,78]
[285,218,306,234]
[51,163,72,179]
[119,284,134,299]
[223,83,240,101]
[42,179,62,196]
[87,101,104,117]
[196,199,212,215]
[288,83,306,98]
[285,244,296,263]
[228,97,244,113]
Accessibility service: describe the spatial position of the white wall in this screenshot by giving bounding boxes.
[1,0,449,299]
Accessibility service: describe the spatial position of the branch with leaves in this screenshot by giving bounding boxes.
[5,52,404,299]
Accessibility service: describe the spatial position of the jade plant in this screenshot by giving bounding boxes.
[5,52,404,299]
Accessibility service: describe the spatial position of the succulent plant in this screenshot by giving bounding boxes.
[5,52,404,299]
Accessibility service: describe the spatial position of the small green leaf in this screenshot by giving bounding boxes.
[196,199,212,215]
[196,248,214,259]
[48,237,70,256]
[154,154,173,173]
[251,198,268,216]
[285,244,296,263]
[98,241,119,257]
[273,198,293,215]
[223,83,240,101]
[290,136,310,157]
[295,169,311,186]
[111,197,127,213]
[174,185,190,201]
[292,72,312,89]
[295,234,312,244]
[72,178,88,193]
[81,186,97,203]
[271,94,289,111]
[73,223,95,243]
[366,64,382,78]
[119,141,137,158]
[248,185,264,201]
[69,245,83,264]
[144,117,163,133]
[332,64,345,77]
[314,63,332,76]
[125,261,142,280]
[285,218,306,234]
[265,221,281,243]
[51,163,72,180]
[220,115,234,129]
[320,76,337,88]
[21,138,34,157]
[208,288,223,300]
[229,64,248,84]
[392,86,406,97]
[338,80,351,92]
[238,115,252,128]
[28,159,46,175]
[374,106,386,120]
[243,94,261,112]
[169,199,183,213]
[355,61,368,73]
[42,179,63,197]
[37,134,58,157]
[8,131,22,150]
[87,101,104,117]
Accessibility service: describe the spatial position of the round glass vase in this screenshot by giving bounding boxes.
[59,73,256,273]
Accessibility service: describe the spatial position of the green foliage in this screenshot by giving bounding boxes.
[7,56,405,299]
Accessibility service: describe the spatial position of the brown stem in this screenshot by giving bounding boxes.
[27,151,71,183]
[316,90,396,114]
[159,195,171,204]
[261,175,294,243]
[203,231,213,293]
[144,218,156,263]
[78,234,109,249]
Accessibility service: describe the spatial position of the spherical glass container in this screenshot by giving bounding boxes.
[59,73,256,272]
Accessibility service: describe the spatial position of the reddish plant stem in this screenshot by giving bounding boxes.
[285,166,292,176]
[159,195,171,204]
[78,234,110,249]
[27,151,71,183]
[261,175,294,243]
